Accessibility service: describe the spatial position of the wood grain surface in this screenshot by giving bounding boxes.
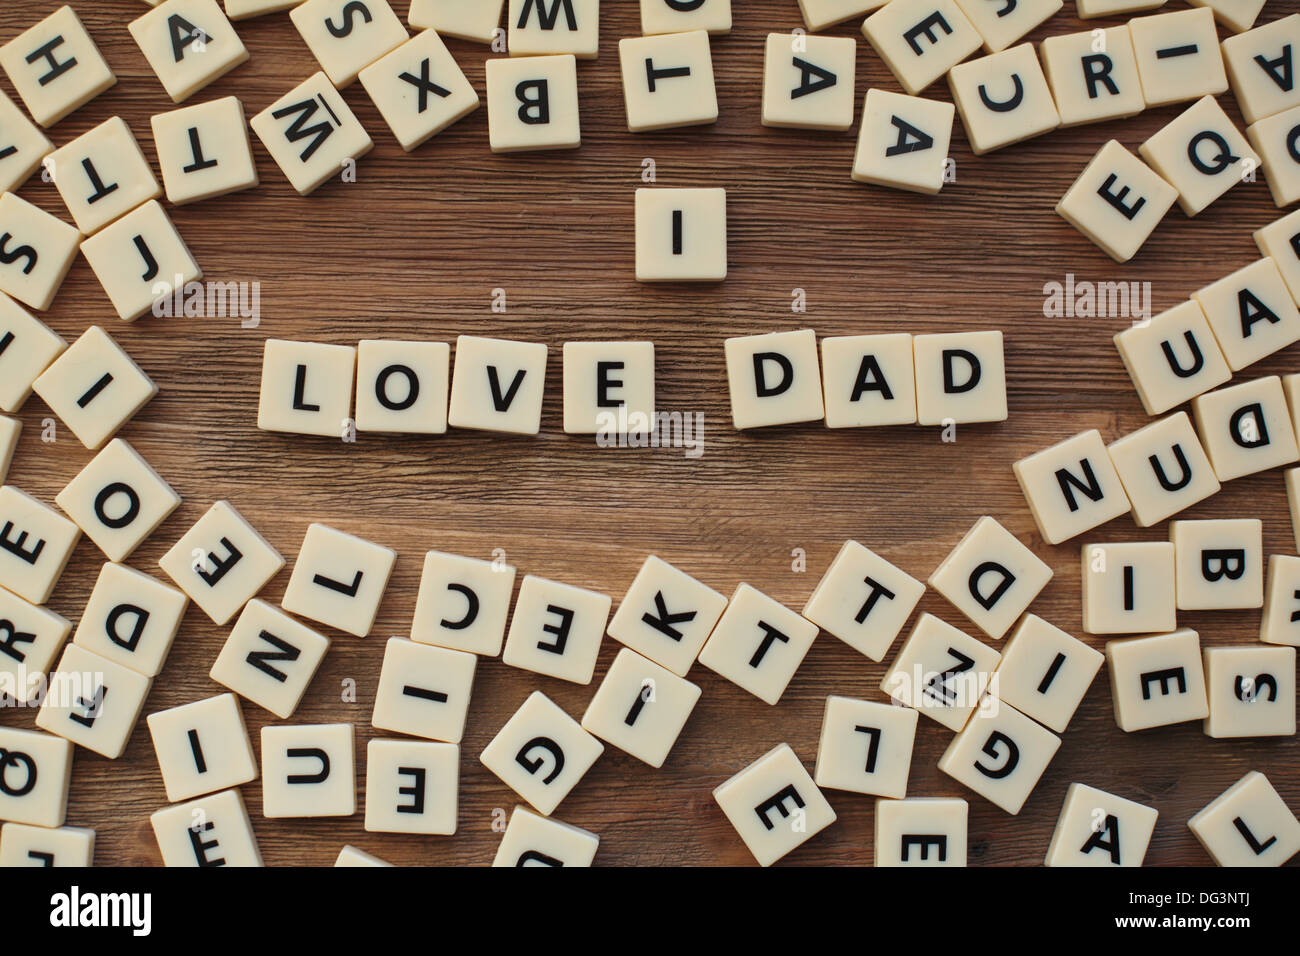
[2,0,1298,867]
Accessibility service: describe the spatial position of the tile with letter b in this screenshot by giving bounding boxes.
[1170,518,1263,610]
[250,72,374,195]
[802,539,925,662]
[159,500,284,625]
[820,333,917,427]
[619,31,717,132]
[147,692,257,802]
[0,5,116,128]
[1041,26,1145,128]
[492,806,599,867]
[479,690,603,816]
[1106,628,1209,731]
[485,54,581,152]
[954,0,1060,54]
[713,743,836,867]
[1013,429,1131,544]
[880,612,1000,730]
[995,614,1102,733]
[875,797,967,866]
[1106,412,1220,527]
[1261,553,1300,646]
[761,33,856,132]
[1203,645,1295,738]
[209,599,330,718]
[0,192,81,312]
[635,187,726,283]
[0,89,53,194]
[47,117,162,237]
[81,200,203,322]
[151,788,262,866]
[335,845,390,865]
[408,0,505,42]
[447,335,549,434]
[0,588,71,704]
[948,44,1059,155]
[56,439,180,564]
[938,697,1061,814]
[724,329,823,429]
[1224,15,1300,125]
[261,723,356,818]
[36,643,152,759]
[280,523,395,638]
[1188,771,1300,866]
[359,30,480,152]
[698,583,819,706]
[151,96,259,206]
[129,0,250,103]
[799,0,886,31]
[509,0,599,58]
[851,89,954,195]
[1055,140,1177,262]
[1139,96,1257,216]
[643,0,731,35]
[0,823,94,867]
[606,554,728,676]
[1112,301,1231,415]
[1044,783,1157,867]
[1192,376,1299,481]
[1129,8,1228,108]
[257,339,357,439]
[291,0,408,87]
[814,695,918,799]
[371,638,476,743]
[73,562,187,678]
[581,648,701,767]
[0,485,80,605]
[1247,105,1300,207]
[861,0,982,96]
[562,340,655,435]
[501,573,611,684]
[0,726,73,827]
[410,549,517,656]
[1194,259,1300,371]
[354,339,450,434]
[913,330,1006,425]
[0,293,65,414]
[1081,541,1175,635]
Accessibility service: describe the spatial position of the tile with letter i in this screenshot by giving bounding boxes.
[861,0,982,96]
[371,638,476,743]
[447,335,549,434]
[1193,259,1300,372]
[150,788,263,866]
[80,199,202,322]
[0,485,81,605]
[0,192,81,312]
[250,72,374,195]
[1080,541,1175,635]
[355,339,450,434]
[291,0,408,87]
[0,727,73,828]
[1013,429,1131,544]
[72,562,188,678]
[0,5,117,128]
[948,44,1059,155]
[1106,412,1221,527]
[261,723,356,818]
[913,330,1006,425]
[280,523,396,638]
[146,693,258,802]
[501,574,611,684]
[1111,301,1231,415]
[713,743,836,867]
[697,583,819,706]
[408,0,506,43]
[953,0,1060,54]
[0,823,95,867]
[485,55,581,152]
[0,89,53,194]
[635,187,726,283]
[257,339,357,439]
[994,614,1103,733]
[814,695,918,799]
[605,554,728,676]
[1203,645,1295,738]
[364,739,459,834]
[875,797,967,866]
[820,333,917,427]
[1224,15,1300,126]
[0,293,65,414]
[1040,27,1145,129]
[359,30,481,153]
[580,648,702,768]
[1192,376,1299,481]
[1261,553,1300,646]
[761,33,856,132]
[129,0,250,103]
[1246,105,1300,208]
[151,96,260,206]
[1188,771,1300,866]
[1105,628,1209,732]
[0,588,71,705]
[1138,96,1259,217]
[492,806,599,867]
[335,845,391,866]
[209,599,330,719]
[619,31,718,132]
[802,540,925,662]
[509,0,599,59]
[851,90,954,195]
[1044,783,1157,867]
[723,329,823,429]
[643,0,731,35]
[410,549,517,656]
[46,117,162,238]
[1055,140,1177,262]
[1128,8,1227,108]
[880,612,1000,730]
[36,643,153,759]
[938,697,1060,815]
[56,439,180,564]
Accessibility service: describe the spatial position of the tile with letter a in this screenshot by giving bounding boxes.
[1128,8,1227,108]
[1193,258,1300,371]
[1112,300,1231,415]
[880,612,1000,731]
[1055,140,1177,262]
[151,96,260,205]
[147,692,258,802]
[371,638,476,743]
[410,549,517,656]
[814,695,918,799]
[938,697,1061,815]
[697,583,819,706]
[635,187,726,282]
[261,723,356,818]
[291,0,408,87]
[861,0,982,96]
[47,117,162,237]
[713,743,836,867]
[1247,105,1300,207]
[0,89,53,194]
[1044,783,1158,867]
[1106,412,1221,527]
[81,201,203,323]
[913,330,1006,425]
[355,339,450,434]
[0,293,65,414]
[150,788,263,866]
[509,0,599,59]
[209,599,330,718]
[761,33,856,132]
[995,614,1102,733]
[500,573,611,684]
[1139,96,1258,216]
[0,5,117,128]
[1080,541,1176,635]
[335,845,391,865]
[1106,628,1209,732]
[280,523,396,638]
[258,339,357,439]
[1041,26,1145,129]
[820,333,917,427]
[0,192,81,312]
[642,0,731,35]
[1188,771,1300,866]
[852,89,954,195]
[129,0,250,103]
[359,30,480,152]
[250,72,374,195]
[0,823,94,867]
[408,0,506,43]
[803,540,925,662]
[1261,553,1300,646]
[1224,15,1300,126]
[0,588,71,705]
[485,54,581,152]
[605,554,728,676]
[954,0,1060,54]
[619,31,718,132]
[1013,429,1131,544]
[1192,375,1300,481]
[0,416,15,486]
[0,484,81,605]
[0,726,73,827]
[1170,518,1263,611]
[948,44,1060,155]
[724,329,823,430]
[1203,645,1295,738]
[36,643,153,759]
[447,335,549,434]
[875,797,967,866]
[73,562,187,678]
[580,648,701,768]
[492,806,599,867]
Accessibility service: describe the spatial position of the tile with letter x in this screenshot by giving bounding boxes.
[359,29,480,152]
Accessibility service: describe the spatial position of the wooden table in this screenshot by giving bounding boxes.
[3,0,1298,867]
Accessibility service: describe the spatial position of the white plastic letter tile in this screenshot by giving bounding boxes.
[821,333,917,427]
[47,117,162,237]
[0,192,81,312]
[643,0,731,35]
[280,523,395,638]
[938,697,1061,814]
[447,335,549,434]
[0,89,53,194]
[1170,518,1263,610]
[761,33,856,132]
[250,72,373,195]
[371,638,476,743]
[606,554,727,676]
[290,0,407,87]
[851,89,954,195]
[995,614,1103,733]
[875,797,967,866]
[147,692,257,801]
[261,723,356,818]
[36,643,152,758]
[1203,645,1295,738]
[355,339,450,434]
[411,549,517,656]
[1192,376,1300,481]
[0,6,116,128]
[814,695,918,798]
[1129,8,1228,108]
[0,727,72,827]
[698,583,819,706]
[358,30,480,152]
[0,485,80,605]
[862,0,982,96]
[713,743,836,867]
[620,31,717,132]
[724,329,823,430]
[1106,628,1209,731]
[508,0,599,58]
[1194,259,1300,371]
[1261,552,1300,646]
[802,540,925,662]
[0,822,94,867]
[501,574,610,684]
[581,648,701,767]
[1013,429,1131,544]
[151,96,259,205]
[32,326,157,450]
[1224,15,1300,125]
[1044,783,1158,866]
[1080,541,1176,635]
[0,588,70,704]
[562,340,655,435]
[1056,140,1177,262]
[913,330,1006,425]
[492,806,599,866]
[1139,95,1258,216]
[83,194,206,319]
[73,562,187,677]
[0,293,65,413]
[948,44,1059,155]
[880,612,1000,730]
[635,187,726,282]
[485,54,581,152]
[257,339,357,438]
[1112,301,1231,414]
[954,0,1060,54]
[209,599,330,718]
[150,788,262,866]
[1188,771,1300,866]
[1107,412,1221,526]
[408,0,505,43]
[1041,26,1145,128]
[56,439,180,562]
[129,0,249,103]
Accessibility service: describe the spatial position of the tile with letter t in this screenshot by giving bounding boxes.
[257,339,357,439]
[251,72,374,195]
[0,415,18,486]
[32,326,158,450]
[0,89,53,194]
[509,0,598,58]
[335,845,391,866]
[151,96,260,205]
[1105,628,1208,732]
[880,612,1000,731]
[1106,412,1221,527]
[1111,301,1230,415]
[954,0,1059,54]
[280,523,396,638]
[1171,517,1263,612]
[605,554,728,676]
[814,696,918,799]
[875,797,967,866]
[851,89,954,195]
[501,573,611,684]
[635,187,727,282]
[995,614,1102,733]
[724,329,823,429]
[1187,0,1264,33]
[492,806,599,867]
[928,515,1052,641]
[1189,771,1300,867]
[1128,8,1227,108]
[1255,208,1300,304]
[364,739,459,834]
[410,549,517,656]
[479,691,603,816]
[938,697,1061,815]
[619,31,718,132]
[371,638,476,743]
[1139,96,1258,217]
[1247,105,1300,207]
[159,500,284,625]
[1013,429,1131,545]
[485,55,581,152]
[0,293,65,414]
[359,30,480,152]
[913,330,1006,426]
[129,0,250,103]
[291,0,408,87]
[581,648,702,768]
[209,599,330,719]
[0,5,116,128]
[261,723,356,818]
[761,33,856,132]
[1044,783,1157,867]
[1041,27,1145,129]
[47,117,162,237]
[643,0,731,35]
[802,540,925,662]
[408,0,505,42]
[0,726,73,827]
[56,439,181,563]
[355,339,450,434]
[447,335,549,434]
[820,333,917,427]
[0,823,94,867]
[151,788,263,866]
[1081,541,1175,635]
[861,0,982,96]
[0,588,71,705]
[1192,376,1299,481]
[1224,16,1300,126]
[147,692,258,802]
[798,1,886,31]
[1261,553,1300,646]
[1056,140,1177,262]
[948,44,1060,155]
[1193,259,1300,372]
[562,341,655,435]
[0,485,81,605]
[36,643,153,759]
[0,192,81,312]
[698,583,819,706]
[73,564,187,681]
[713,744,836,867]
[1203,645,1295,738]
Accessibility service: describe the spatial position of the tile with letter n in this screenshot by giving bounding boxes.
[150,788,263,866]
[280,523,396,638]
[0,5,116,128]
[251,71,374,195]
[713,743,836,867]
[1013,428,1131,544]
[209,599,331,719]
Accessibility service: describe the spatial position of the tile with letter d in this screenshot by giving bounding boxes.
[261,723,356,818]
[501,574,610,684]
[814,695,918,799]
[250,72,374,195]
[492,806,599,867]
[913,330,1006,425]
[713,743,836,867]
[606,554,728,676]
[698,583,819,706]
[724,329,823,429]
[209,599,330,719]
[151,96,259,205]
[280,523,396,638]
[364,738,458,834]
[258,339,357,439]
[150,788,262,866]
[581,648,701,768]
[1044,783,1157,867]
[802,540,925,662]
[72,562,188,678]
[56,439,181,563]
[1188,771,1300,866]
[0,5,116,128]
[146,692,258,802]
[875,797,967,866]
[1192,376,1299,481]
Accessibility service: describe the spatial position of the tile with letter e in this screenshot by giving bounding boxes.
[0,89,53,194]
[57,439,179,564]
[81,201,203,322]
[562,340,655,435]
[861,0,982,96]
[1194,259,1300,371]
[875,797,967,866]
[635,187,726,282]
[1203,645,1295,738]
[913,330,1006,425]
[698,582,819,706]
[1261,553,1300,645]
[0,823,94,867]
[995,614,1102,733]
[725,328,824,430]
[501,573,610,684]
[485,54,581,152]
[1129,8,1227,108]
[36,643,152,759]
[151,788,262,866]
[257,339,357,439]
[954,0,1059,54]
[1041,26,1145,129]
[291,0,407,87]
[761,33,856,132]
[410,549,517,656]
[33,326,157,450]
[0,588,71,704]
[799,1,886,32]
[1224,15,1300,125]
[1055,140,1177,262]
[280,523,395,638]
[581,647,701,767]
[0,726,73,827]
[408,0,505,43]
[1255,208,1300,302]
[821,333,917,427]
[0,293,65,414]
[447,335,548,434]
[1170,518,1263,610]
[1081,541,1175,635]
[147,692,257,802]
[1106,628,1208,732]
[261,723,356,818]
[335,845,391,865]
[643,0,731,35]
[1106,412,1220,527]
[606,554,728,676]
[1188,771,1300,866]
[129,0,250,103]
[479,690,603,816]
[1139,96,1257,217]
[814,695,918,799]
[359,30,480,152]
[47,117,162,237]
[251,72,373,195]
[851,89,954,195]
[802,539,925,662]
[0,192,81,312]
[938,697,1061,814]
[1112,300,1230,414]
[880,612,1000,730]
[73,562,187,678]
[492,806,599,867]
[509,0,599,58]
[0,5,116,128]
[1247,105,1300,207]
[1013,429,1131,544]
[0,485,80,605]
[159,500,284,625]
[1044,783,1157,867]
[713,743,836,867]
[619,31,717,132]
[371,638,476,743]
[948,44,1059,155]
[209,599,330,718]
[355,339,449,434]
[1192,375,1299,481]
[151,96,260,205]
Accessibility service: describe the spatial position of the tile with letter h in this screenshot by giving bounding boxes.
[0,822,94,867]
[492,806,599,867]
[1013,428,1131,544]
[802,539,925,662]
[371,637,476,743]
[698,582,819,706]
[262,722,356,818]
[36,643,153,759]
[880,612,1000,731]
[56,439,181,563]
[147,692,258,802]
[1202,645,1295,738]
[251,72,374,195]
[1044,783,1158,867]
[364,738,458,834]
[1188,771,1300,866]
[814,695,918,799]
[1106,412,1221,527]
[0,587,71,705]
[150,788,263,866]
[410,549,517,656]
[938,696,1061,815]
[501,574,611,684]
[1106,628,1209,732]
[581,648,702,768]
[32,326,158,449]
[0,726,74,827]
[713,743,836,867]
[0,484,81,605]
[0,5,116,128]
[73,562,188,678]
[209,598,330,719]
[995,614,1103,733]
[874,797,967,866]
[606,553,729,676]
[280,522,396,638]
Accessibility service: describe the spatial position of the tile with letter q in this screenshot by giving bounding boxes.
[1138,95,1258,216]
